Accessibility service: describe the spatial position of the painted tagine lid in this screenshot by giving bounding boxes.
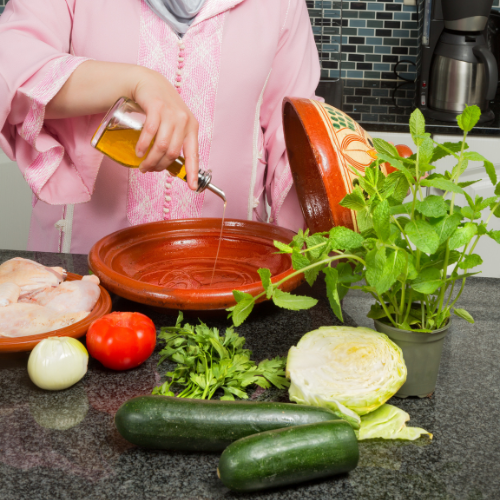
[283,98,392,234]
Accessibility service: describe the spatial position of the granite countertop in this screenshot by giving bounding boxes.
[339,79,500,136]
[1,250,499,500]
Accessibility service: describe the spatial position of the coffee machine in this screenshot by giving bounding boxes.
[416,0,498,123]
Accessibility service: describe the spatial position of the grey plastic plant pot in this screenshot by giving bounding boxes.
[373,319,451,398]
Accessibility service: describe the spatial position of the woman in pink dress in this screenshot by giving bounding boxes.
[0,0,320,253]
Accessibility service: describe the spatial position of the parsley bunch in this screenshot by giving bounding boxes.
[152,313,289,400]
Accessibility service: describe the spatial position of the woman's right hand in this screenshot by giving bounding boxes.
[45,61,200,191]
[132,67,199,190]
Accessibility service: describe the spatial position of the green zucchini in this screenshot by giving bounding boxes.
[217,421,359,492]
[115,395,344,452]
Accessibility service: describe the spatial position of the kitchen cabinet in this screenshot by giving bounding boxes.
[0,150,32,251]
[370,131,500,278]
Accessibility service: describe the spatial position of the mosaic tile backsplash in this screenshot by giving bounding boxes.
[1,0,499,81]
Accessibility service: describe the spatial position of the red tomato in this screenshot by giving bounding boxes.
[87,312,156,371]
[383,144,413,175]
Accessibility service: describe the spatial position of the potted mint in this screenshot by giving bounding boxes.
[228,106,500,397]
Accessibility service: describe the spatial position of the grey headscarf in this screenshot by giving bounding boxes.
[144,0,208,35]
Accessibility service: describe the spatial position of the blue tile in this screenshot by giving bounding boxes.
[366,37,383,45]
[324,9,342,17]
[367,3,384,10]
[347,70,365,78]
[393,30,410,38]
[349,19,367,27]
[402,4,417,12]
[358,28,375,36]
[394,12,411,20]
[322,44,341,51]
[375,45,391,54]
[374,63,391,71]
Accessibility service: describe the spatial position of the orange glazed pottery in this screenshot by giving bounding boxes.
[88,219,304,311]
[283,98,394,233]
[0,273,112,353]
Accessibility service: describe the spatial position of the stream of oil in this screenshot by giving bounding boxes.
[210,200,227,287]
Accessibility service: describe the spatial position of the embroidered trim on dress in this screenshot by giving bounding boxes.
[20,55,90,198]
[128,0,241,225]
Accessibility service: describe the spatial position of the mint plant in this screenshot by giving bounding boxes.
[228,106,500,332]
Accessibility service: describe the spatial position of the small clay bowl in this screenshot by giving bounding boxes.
[0,273,112,353]
[88,218,304,311]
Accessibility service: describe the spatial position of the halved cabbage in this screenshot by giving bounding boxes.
[286,326,407,421]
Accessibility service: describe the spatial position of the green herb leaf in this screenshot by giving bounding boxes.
[429,213,462,245]
[448,222,478,250]
[421,176,465,195]
[306,234,328,260]
[375,152,415,185]
[372,199,391,241]
[463,151,486,161]
[367,303,394,320]
[484,160,497,185]
[418,136,435,167]
[229,291,255,327]
[431,141,466,163]
[416,195,448,218]
[495,183,500,196]
[384,172,410,203]
[257,268,273,299]
[405,220,440,254]
[461,206,480,220]
[411,268,443,294]
[274,240,293,253]
[272,288,318,311]
[454,308,475,324]
[323,267,343,322]
[456,105,481,132]
[409,108,426,146]
[340,186,367,211]
[291,248,310,271]
[458,179,480,188]
[377,248,406,294]
[365,247,386,290]
[303,267,321,287]
[458,254,483,270]
[488,230,500,244]
[373,138,400,158]
[328,226,365,250]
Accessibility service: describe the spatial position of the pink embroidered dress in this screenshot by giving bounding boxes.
[0,0,320,254]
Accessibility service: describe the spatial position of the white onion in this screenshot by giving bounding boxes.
[28,337,89,390]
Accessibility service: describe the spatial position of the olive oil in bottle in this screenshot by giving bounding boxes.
[91,97,224,198]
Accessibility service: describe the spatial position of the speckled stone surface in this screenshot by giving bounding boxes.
[0,251,499,500]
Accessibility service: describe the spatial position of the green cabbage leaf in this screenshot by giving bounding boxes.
[357,404,433,441]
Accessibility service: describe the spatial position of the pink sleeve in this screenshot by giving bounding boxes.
[0,0,100,205]
[259,0,320,232]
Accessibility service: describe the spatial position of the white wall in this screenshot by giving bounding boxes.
[0,150,32,251]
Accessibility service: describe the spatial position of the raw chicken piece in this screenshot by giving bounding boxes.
[0,303,88,338]
[0,283,20,307]
[32,275,101,313]
[0,258,66,299]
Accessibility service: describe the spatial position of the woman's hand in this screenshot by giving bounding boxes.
[45,61,200,190]
[132,68,199,190]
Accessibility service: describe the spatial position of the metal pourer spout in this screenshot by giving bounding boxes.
[197,169,226,203]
